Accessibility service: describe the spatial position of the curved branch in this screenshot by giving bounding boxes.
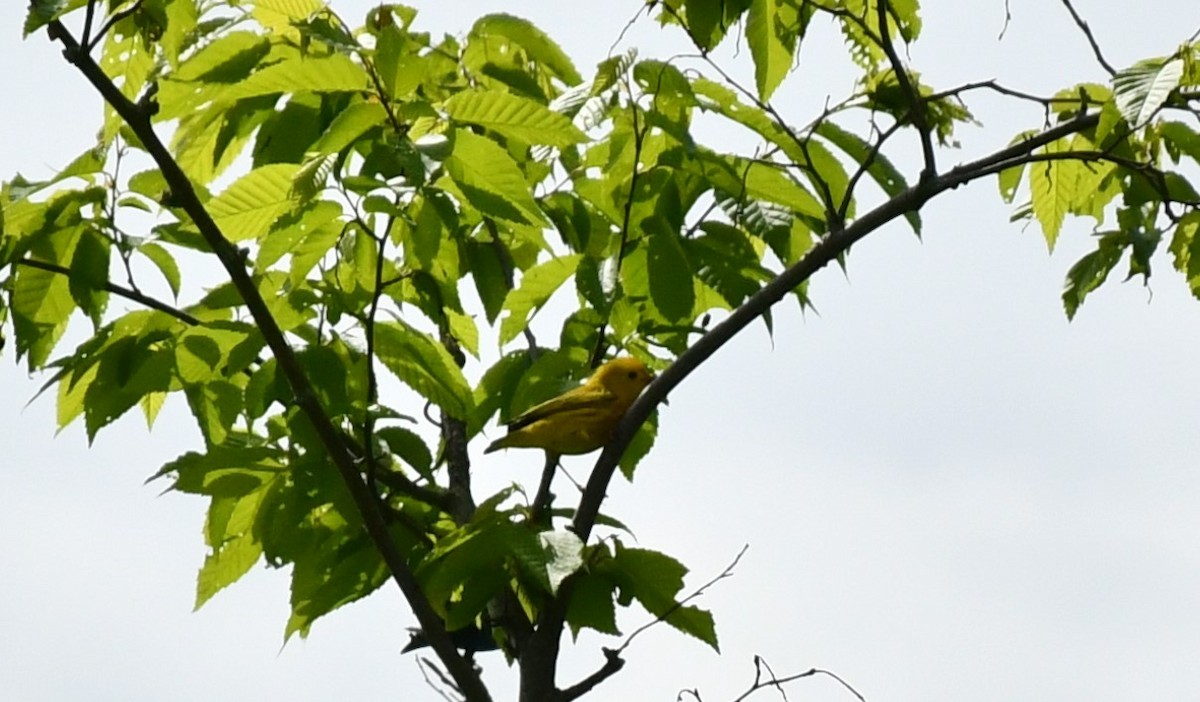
[43,21,492,702]
[574,110,1101,543]
[557,648,625,702]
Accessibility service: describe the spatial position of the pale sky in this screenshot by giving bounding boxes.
[3,2,1200,701]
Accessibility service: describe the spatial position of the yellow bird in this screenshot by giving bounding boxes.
[484,356,655,455]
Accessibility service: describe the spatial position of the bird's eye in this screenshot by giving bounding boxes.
[627,371,637,379]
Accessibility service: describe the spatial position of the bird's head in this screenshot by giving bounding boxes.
[594,356,655,400]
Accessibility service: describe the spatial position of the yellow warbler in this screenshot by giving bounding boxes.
[484,357,655,455]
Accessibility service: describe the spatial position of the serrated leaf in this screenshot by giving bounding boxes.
[445,90,587,148]
[1113,58,1183,127]
[1029,139,1077,251]
[196,531,263,609]
[565,571,620,637]
[469,351,531,437]
[499,255,581,345]
[746,0,802,102]
[1062,232,1124,320]
[374,320,474,418]
[471,14,582,85]
[68,229,110,324]
[444,129,548,226]
[219,54,370,102]
[608,543,719,650]
[209,164,300,242]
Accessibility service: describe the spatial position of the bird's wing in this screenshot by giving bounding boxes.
[506,385,616,431]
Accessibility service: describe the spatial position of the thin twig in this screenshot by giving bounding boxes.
[1059,0,1117,76]
[616,544,749,655]
[15,258,201,326]
[87,0,147,52]
[727,658,866,702]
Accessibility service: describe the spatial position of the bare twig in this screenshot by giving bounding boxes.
[616,544,749,655]
[726,657,866,702]
[1059,0,1117,77]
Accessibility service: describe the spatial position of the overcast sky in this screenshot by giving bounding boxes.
[4,1,1200,701]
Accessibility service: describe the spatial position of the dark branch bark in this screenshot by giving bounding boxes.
[877,0,937,180]
[43,21,492,702]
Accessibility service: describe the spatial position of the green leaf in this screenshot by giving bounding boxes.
[1169,211,1200,297]
[471,14,582,85]
[308,101,388,156]
[607,542,719,650]
[815,121,917,232]
[1029,139,1077,251]
[746,0,802,102]
[68,229,110,325]
[376,426,433,477]
[1160,121,1200,164]
[138,242,182,298]
[444,130,548,226]
[499,254,582,345]
[464,241,509,324]
[469,351,531,438]
[24,0,88,36]
[220,53,370,101]
[287,533,390,641]
[1062,232,1124,320]
[565,570,620,637]
[619,412,658,480]
[374,320,474,418]
[445,90,587,147]
[209,164,301,243]
[687,150,824,220]
[184,381,243,446]
[644,220,695,323]
[1113,58,1183,127]
[196,531,263,609]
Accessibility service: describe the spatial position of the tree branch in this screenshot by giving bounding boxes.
[42,20,492,702]
[15,257,201,326]
[877,0,936,180]
[573,110,1101,543]
[1059,0,1117,77]
[557,648,625,702]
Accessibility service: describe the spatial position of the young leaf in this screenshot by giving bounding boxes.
[1029,138,1078,251]
[1112,58,1183,127]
